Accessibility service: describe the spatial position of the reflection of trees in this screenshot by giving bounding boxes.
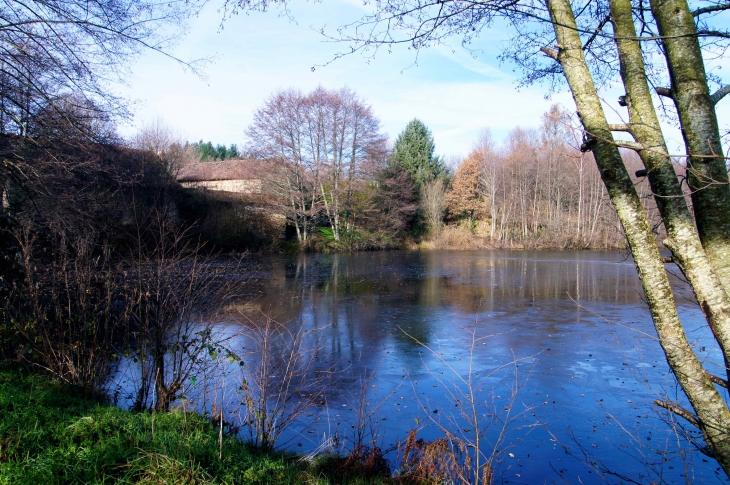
[227,251,648,384]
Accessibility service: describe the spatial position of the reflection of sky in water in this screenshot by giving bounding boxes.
[112,250,726,484]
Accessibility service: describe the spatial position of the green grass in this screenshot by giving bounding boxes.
[0,370,392,485]
[316,227,336,241]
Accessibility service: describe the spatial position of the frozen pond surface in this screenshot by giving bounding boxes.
[118,250,728,483]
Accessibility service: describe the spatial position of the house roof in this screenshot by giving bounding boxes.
[176,159,265,182]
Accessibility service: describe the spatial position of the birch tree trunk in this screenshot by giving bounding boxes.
[544,0,730,473]
[649,0,730,293]
[610,0,730,383]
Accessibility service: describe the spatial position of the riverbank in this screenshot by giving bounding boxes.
[286,223,628,254]
[0,370,394,485]
[417,223,627,251]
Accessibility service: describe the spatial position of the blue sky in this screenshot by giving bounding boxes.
[115,0,728,160]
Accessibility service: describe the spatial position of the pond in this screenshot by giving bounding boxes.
[116,250,726,483]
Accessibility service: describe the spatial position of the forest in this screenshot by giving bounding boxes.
[134,88,651,252]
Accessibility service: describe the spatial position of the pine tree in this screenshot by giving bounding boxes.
[215,144,227,160]
[390,119,445,186]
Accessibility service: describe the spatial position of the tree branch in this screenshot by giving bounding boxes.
[697,29,730,38]
[583,14,611,51]
[655,87,673,99]
[614,140,644,151]
[654,399,700,428]
[693,3,730,16]
[710,374,729,388]
[540,46,559,60]
[609,123,632,132]
[711,85,730,105]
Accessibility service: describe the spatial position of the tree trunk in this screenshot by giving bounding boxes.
[154,342,171,412]
[650,0,730,293]
[545,0,730,474]
[610,0,730,382]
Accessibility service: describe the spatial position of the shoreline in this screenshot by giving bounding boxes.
[0,369,395,485]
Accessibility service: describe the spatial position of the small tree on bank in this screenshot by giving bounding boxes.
[421,178,447,234]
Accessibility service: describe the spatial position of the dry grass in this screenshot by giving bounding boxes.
[421,225,490,250]
[314,445,391,483]
[398,429,481,484]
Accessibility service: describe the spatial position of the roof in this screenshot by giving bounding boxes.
[176,159,265,183]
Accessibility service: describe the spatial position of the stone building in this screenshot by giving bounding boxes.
[176,158,288,243]
[176,159,264,194]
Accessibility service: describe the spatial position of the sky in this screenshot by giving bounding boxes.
[115,0,729,161]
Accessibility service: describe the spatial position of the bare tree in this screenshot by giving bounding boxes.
[0,0,199,140]
[246,86,385,243]
[132,118,179,157]
[131,118,198,175]
[421,178,447,235]
[475,131,501,240]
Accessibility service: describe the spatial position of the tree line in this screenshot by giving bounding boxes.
[240,86,631,251]
[191,141,240,161]
[440,105,659,249]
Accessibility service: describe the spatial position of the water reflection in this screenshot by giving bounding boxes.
[117,250,722,483]
[246,251,649,363]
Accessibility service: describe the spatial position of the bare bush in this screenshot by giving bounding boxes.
[401,326,537,484]
[0,132,182,389]
[6,223,128,393]
[400,429,482,484]
[125,211,241,412]
[234,317,330,450]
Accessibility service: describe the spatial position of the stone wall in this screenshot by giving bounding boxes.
[180,179,262,194]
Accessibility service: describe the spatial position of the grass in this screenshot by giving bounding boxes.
[0,370,394,485]
[307,227,404,253]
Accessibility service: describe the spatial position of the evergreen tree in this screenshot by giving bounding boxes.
[193,141,241,161]
[196,140,215,161]
[215,144,227,160]
[390,119,445,186]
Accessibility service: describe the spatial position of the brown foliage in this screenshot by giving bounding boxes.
[315,445,391,482]
[423,224,489,250]
[399,429,490,485]
[447,152,483,222]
